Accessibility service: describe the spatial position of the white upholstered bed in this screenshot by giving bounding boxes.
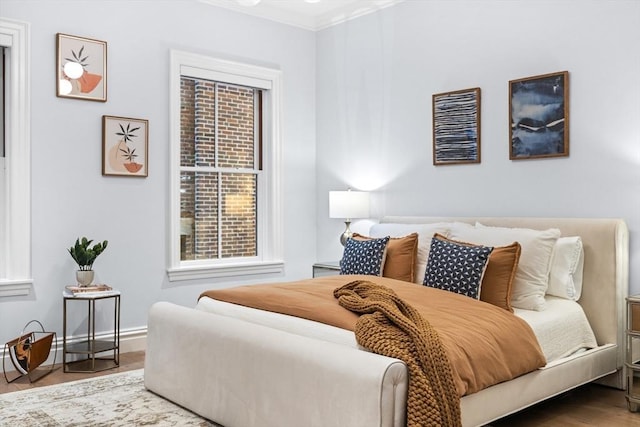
[145,216,629,427]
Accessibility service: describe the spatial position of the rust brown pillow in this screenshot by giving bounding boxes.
[352,233,418,282]
[433,233,521,312]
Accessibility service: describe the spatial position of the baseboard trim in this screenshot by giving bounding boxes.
[2,326,147,372]
[119,326,148,354]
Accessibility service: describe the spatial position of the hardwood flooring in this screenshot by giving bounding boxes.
[1,350,638,426]
[0,350,145,394]
[491,382,639,426]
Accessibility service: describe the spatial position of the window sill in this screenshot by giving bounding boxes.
[167,261,284,282]
[0,278,33,298]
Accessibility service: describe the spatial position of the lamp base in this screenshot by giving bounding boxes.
[340,221,352,246]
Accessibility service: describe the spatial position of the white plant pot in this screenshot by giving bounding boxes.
[76,270,95,287]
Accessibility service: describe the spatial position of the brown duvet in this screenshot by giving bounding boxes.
[200,274,546,397]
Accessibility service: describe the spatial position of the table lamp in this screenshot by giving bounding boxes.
[329,189,370,246]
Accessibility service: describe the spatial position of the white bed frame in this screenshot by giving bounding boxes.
[145,217,629,427]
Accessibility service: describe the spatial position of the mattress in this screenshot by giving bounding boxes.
[196,293,597,365]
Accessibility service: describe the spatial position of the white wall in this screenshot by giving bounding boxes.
[0,1,316,345]
[316,0,640,294]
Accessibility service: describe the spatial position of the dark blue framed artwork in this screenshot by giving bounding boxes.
[509,71,569,160]
[432,87,481,165]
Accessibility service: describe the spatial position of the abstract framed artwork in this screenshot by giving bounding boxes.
[432,87,481,165]
[509,71,569,160]
[102,115,149,177]
[56,33,107,102]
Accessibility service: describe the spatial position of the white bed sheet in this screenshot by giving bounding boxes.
[196,294,597,365]
[514,295,597,362]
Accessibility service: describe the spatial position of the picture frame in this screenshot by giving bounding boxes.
[509,71,569,160]
[102,115,149,177]
[56,33,107,102]
[432,87,481,165]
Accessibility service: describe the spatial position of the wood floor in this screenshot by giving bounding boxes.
[0,350,145,394]
[1,350,638,426]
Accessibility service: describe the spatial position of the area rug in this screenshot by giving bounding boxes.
[0,369,221,426]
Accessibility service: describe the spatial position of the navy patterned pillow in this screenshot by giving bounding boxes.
[340,236,390,276]
[423,234,493,299]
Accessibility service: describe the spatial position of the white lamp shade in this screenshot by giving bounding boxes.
[329,190,370,219]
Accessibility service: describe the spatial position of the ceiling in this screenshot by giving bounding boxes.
[198,0,405,31]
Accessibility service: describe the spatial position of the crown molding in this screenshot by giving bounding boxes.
[198,0,404,31]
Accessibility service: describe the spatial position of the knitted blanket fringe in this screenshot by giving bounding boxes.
[334,280,461,427]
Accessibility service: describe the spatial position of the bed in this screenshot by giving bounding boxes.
[144,216,629,427]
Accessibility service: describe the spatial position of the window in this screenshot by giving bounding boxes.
[168,51,283,281]
[1,47,5,158]
[0,18,31,297]
[0,47,5,280]
[179,79,260,261]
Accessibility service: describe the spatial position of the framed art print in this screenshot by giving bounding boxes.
[56,33,107,101]
[432,87,481,165]
[509,71,569,160]
[102,115,148,177]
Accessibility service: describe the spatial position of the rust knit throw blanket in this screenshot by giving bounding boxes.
[334,280,462,427]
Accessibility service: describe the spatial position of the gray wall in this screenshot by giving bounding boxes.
[316,0,640,295]
[0,0,316,344]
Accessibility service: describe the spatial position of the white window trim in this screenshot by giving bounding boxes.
[167,50,283,282]
[0,18,32,297]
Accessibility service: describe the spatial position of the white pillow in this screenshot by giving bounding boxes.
[450,223,561,311]
[546,236,584,301]
[369,222,452,284]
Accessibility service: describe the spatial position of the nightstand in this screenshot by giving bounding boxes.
[63,291,120,373]
[312,261,341,278]
[626,294,640,412]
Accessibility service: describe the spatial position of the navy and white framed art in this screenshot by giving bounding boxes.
[509,71,569,160]
[432,87,481,165]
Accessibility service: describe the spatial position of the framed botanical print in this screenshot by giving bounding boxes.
[509,71,569,160]
[102,115,149,177]
[56,33,107,102]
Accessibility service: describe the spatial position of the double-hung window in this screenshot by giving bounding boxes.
[168,51,283,281]
[0,19,31,298]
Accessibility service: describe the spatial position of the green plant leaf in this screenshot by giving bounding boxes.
[68,236,108,270]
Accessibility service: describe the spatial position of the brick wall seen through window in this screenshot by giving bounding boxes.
[180,77,259,261]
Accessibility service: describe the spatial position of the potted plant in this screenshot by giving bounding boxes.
[68,237,108,286]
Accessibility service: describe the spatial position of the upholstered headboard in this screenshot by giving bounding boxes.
[380,216,629,372]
